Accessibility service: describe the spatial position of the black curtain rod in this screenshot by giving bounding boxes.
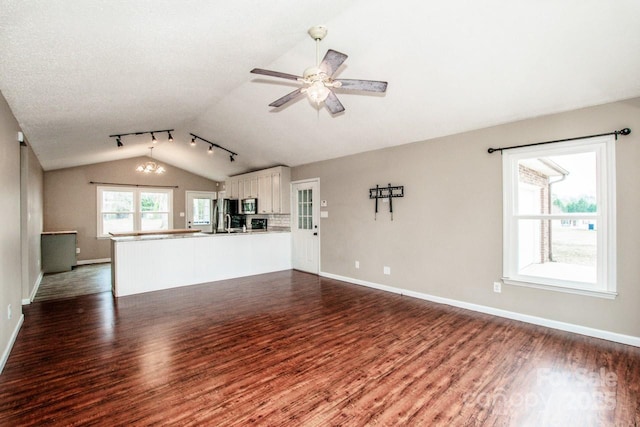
[89,181,179,189]
[487,128,631,154]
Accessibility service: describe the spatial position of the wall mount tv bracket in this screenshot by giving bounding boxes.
[369,184,404,221]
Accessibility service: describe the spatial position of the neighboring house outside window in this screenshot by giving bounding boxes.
[502,135,616,298]
[97,186,173,237]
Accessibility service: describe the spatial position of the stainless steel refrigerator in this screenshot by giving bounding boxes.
[213,199,240,233]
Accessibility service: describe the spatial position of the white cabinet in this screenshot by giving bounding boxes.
[226,166,290,213]
[227,179,240,200]
[243,177,258,198]
[258,174,272,213]
[271,172,281,213]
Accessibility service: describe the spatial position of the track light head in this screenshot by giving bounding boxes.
[190,136,197,146]
[167,131,173,142]
[208,145,214,154]
[116,136,123,148]
[151,132,157,143]
[230,154,235,162]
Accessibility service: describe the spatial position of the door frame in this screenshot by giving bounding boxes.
[290,178,321,274]
[185,191,217,232]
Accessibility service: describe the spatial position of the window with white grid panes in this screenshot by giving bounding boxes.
[297,189,313,230]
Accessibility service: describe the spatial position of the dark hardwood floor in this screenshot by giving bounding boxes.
[1,270,639,425]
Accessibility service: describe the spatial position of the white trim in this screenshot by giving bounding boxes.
[22,271,44,305]
[185,190,217,231]
[320,271,640,348]
[0,314,24,374]
[502,135,616,294]
[76,258,111,265]
[290,178,321,275]
[503,277,617,299]
[96,186,174,238]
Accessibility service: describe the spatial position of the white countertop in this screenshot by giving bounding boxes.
[111,228,290,242]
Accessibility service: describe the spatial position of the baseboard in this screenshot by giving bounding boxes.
[76,258,111,266]
[0,314,24,374]
[22,271,44,305]
[320,272,640,348]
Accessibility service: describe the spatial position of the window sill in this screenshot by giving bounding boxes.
[502,278,617,299]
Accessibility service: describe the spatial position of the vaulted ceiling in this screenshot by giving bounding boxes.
[1,1,639,181]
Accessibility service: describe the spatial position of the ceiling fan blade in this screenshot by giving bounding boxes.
[336,79,388,93]
[319,49,348,76]
[324,90,345,115]
[250,68,301,81]
[269,88,304,108]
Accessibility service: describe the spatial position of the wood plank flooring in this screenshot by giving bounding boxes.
[1,270,639,425]
[34,263,111,302]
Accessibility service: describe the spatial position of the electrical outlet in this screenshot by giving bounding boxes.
[76,247,81,254]
[7,304,11,320]
[383,266,391,275]
[493,282,502,293]
[355,261,360,269]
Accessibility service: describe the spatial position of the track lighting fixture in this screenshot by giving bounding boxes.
[108,129,175,148]
[189,133,238,163]
[109,130,237,163]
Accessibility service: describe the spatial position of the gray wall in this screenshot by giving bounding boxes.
[20,143,44,302]
[292,97,640,338]
[44,158,221,261]
[0,91,24,370]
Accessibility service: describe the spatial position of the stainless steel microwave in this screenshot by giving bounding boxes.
[241,198,257,214]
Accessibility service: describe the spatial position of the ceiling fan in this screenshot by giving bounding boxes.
[250,25,388,115]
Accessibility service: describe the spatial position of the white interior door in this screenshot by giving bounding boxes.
[291,179,320,274]
[186,191,216,233]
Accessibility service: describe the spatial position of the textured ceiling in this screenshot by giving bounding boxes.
[1,0,639,181]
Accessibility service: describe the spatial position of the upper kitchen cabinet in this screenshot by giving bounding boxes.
[243,177,258,199]
[226,166,290,214]
[229,179,240,199]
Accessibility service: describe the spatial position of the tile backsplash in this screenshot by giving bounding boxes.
[246,214,290,230]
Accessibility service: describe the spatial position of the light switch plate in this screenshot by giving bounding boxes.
[320,211,329,218]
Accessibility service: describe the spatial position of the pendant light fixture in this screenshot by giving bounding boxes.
[136,146,166,174]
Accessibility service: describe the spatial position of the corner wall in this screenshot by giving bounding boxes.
[20,143,44,303]
[0,91,24,371]
[44,159,221,261]
[292,97,640,339]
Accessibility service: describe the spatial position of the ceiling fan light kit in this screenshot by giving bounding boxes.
[250,25,388,115]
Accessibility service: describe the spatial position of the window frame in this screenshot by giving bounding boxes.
[97,186,173,237]
[501,135,616,299]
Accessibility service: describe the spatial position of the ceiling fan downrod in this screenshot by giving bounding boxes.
[308,25,328,66]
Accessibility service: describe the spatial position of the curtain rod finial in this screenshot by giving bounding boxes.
[620,128,631,136]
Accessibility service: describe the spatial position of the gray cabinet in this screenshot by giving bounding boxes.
[42,231,77,273]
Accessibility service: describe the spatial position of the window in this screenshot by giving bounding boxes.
[97,186,173,237]
[297,189,313,230]
[192,198,212,226]
[502,135,616,298]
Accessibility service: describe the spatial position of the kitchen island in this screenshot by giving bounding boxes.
[110,230,291,297]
